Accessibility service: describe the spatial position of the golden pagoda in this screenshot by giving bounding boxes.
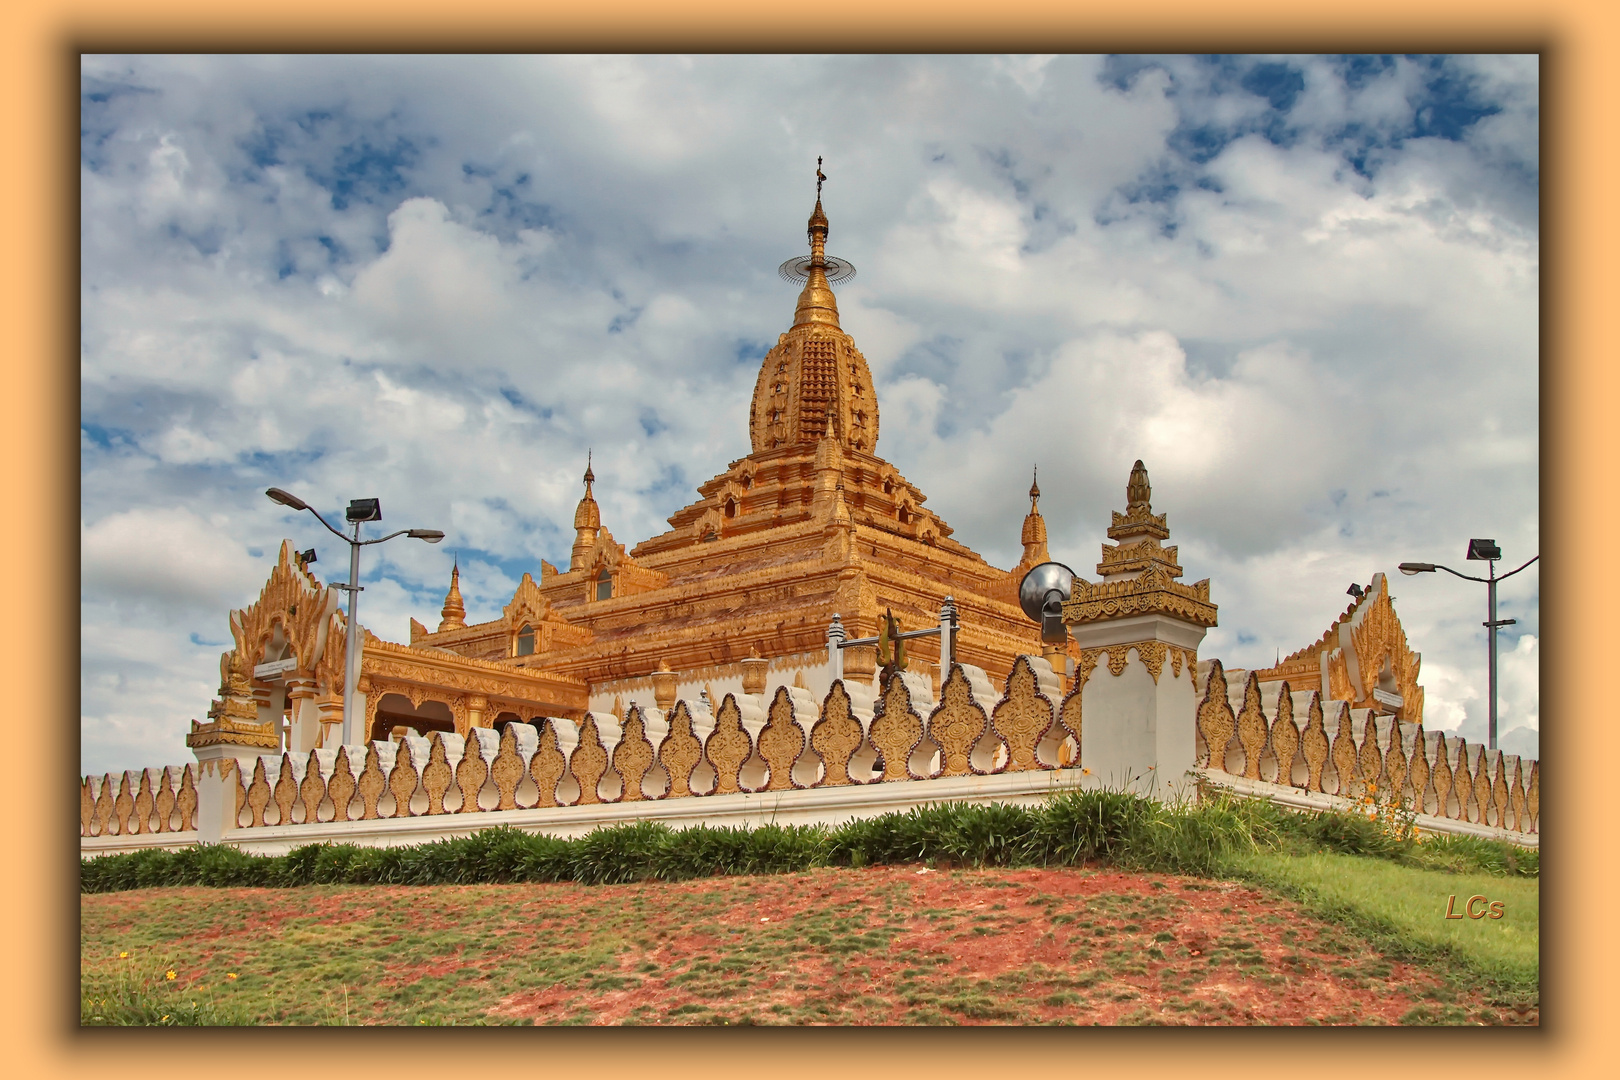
[198,172,1064,747]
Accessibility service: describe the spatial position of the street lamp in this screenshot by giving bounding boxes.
[266,487,444,745]
[1398,539,1538,751]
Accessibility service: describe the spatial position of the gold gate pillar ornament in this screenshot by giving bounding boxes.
[1061,461,1217,803]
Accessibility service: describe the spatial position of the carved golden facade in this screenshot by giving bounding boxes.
[1251,572,1424,725]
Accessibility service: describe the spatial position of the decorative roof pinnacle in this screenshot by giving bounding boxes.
[794,161,840,330]
[1127,459,1151,514]
[438,558,467,631]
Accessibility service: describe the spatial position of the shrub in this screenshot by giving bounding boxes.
[80,787,1536,893]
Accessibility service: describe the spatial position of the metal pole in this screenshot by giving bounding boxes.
[826,613,845,683]
[1487,560,1498,751]
[344,520,362,746]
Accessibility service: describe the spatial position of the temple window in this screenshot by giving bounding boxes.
[725,497,737,519]
[883,478,895,496]
[516,624,535,656]
[595,568,613,601]
[898,506,912,525]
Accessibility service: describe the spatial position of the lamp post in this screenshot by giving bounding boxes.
[266,488,444,745]
[1399,539,1538,751]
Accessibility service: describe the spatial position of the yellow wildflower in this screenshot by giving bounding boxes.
[118,951,129,959]
[226,973,238,981]
[165,970,177,981]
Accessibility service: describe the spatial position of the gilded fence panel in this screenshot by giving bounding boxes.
[1299,694,1329,793]
[529,721,568,808]
[570,715,610,805]
[1509,757,1527,833]
[272,754,301,825]
[131,770,155,835]
[705,695,753,795]
[490,726,526,811]
[457,734,491,813]
[757,688,807,791]
[1235,674,1268,780]
[1471,746,1493,827]
[1383,724,1408,806]
[299,752,328,824]
[929,665,989,778]
[1429,735,1453,821]
[1526,761,1539,833]
[1357,719,1384,793]
[177,765,198,832]
[1406,725,1431,816]
[991,656,1054,772]
[94,774,115,837]
[81,778,95,837]
[1327,705,1358,796]
[245,759,272,827]
[328,747,358,822]
[659,702,705,798]
[1197,661,1235,771]
[1268,685,1299,787]
[422,735,454,815]
[1449,740,1473,822]
[1054,680,1082,770]
[113,772,135,836]
[810,683,863,787]
[387,744,420,819]
[154,768,178,832]
[869,675,923,782]
[614,708,657,801]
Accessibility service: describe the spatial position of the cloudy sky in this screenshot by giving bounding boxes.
[79,54,1539,776]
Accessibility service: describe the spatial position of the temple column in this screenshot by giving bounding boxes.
[285,677,322,753]
[1061,460,1218,804]
[1067,616,1207,802]
[465,694,490,732]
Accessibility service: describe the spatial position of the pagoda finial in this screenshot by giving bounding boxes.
[571,452,602,570]
[1127,459,1151,514]
[438,558,467,632]
[1020,464,1049,564]
[816,156,826,198]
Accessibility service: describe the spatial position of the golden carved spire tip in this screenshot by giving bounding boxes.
[1030,465,1040,507]
[438,557,467,632]
[1127,459,1151,513]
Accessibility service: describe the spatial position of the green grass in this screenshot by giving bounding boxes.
[1228,850,1538,998]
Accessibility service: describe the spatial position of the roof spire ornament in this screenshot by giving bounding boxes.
[571,451,602,571]
[438,558,467,632]
[1126,459,1152,514]
[777,158,855,331]
[1020,464,1049,564]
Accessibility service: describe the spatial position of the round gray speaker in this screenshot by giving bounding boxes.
[1018,561,1076,624]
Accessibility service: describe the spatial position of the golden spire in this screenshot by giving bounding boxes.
[438,556,467,632]
[1020,465,1049,564]
[793,157,841,330]
[570,452,602,571]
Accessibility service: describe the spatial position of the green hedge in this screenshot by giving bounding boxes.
[80,789,1536,894]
